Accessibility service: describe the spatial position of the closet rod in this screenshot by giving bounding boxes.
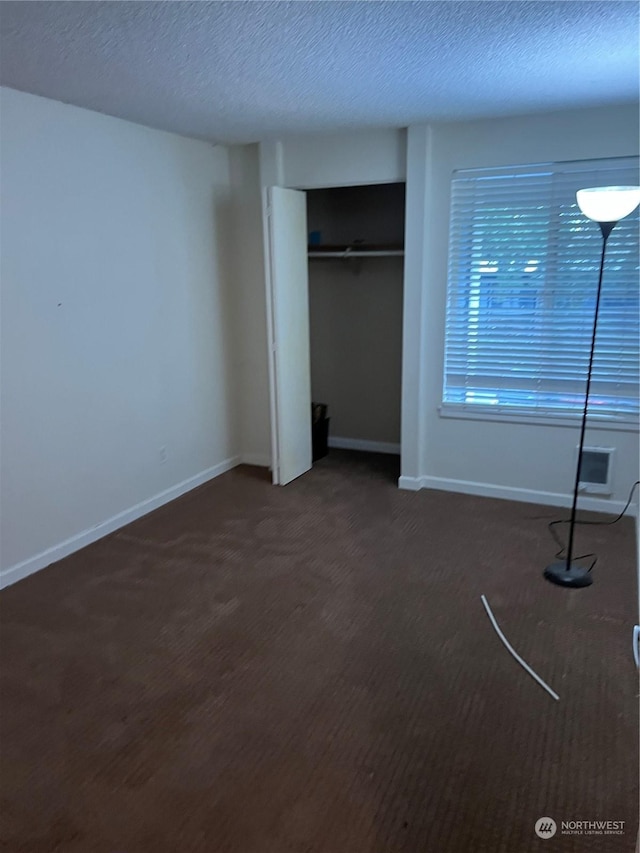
[308,249,404,258]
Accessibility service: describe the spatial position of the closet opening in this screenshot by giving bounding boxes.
[306,182,405,482]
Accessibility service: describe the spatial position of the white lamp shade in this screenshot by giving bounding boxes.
[576,186,640,222]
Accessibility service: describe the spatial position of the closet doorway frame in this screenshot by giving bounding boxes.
[263,177,407,486]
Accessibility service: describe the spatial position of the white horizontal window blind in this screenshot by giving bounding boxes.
[443,157,640,423]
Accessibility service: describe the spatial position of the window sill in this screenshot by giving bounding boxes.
[438,405,639,433]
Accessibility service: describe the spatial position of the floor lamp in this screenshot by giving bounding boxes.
[544,185,640,589]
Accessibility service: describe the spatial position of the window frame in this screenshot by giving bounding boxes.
[440,157,640,431]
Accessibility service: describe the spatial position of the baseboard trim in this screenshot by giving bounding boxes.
[398,474,630,515]
[0,455,241,590]
[329,437,401,455]
[240,453,271,468]
[398,475,422,491]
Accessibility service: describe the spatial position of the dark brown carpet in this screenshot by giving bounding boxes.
[1,451,638,852]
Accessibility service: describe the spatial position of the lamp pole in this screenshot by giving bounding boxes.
[544,222,615,588]
[543,186,640,589]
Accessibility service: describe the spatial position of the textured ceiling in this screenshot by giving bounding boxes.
[0,1,637,144]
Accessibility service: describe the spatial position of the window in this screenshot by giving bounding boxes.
[443,157,639,424]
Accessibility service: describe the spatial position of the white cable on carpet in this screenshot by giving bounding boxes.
[481,594,559,702]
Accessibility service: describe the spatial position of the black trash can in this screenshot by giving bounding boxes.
[311,403,330,462]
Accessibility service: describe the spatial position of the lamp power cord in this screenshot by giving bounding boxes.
[547,480,639,573]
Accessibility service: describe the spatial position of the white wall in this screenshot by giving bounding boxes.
[283,127,407,189]
[402,104,640,509]
[261,128,407,190]
[228,144,271,467]
[309,258,404,445]
[0,87,238,585]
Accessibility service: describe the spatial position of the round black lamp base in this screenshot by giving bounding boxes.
[544,563,593,588]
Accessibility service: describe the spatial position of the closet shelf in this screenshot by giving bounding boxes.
[308,244,404,259]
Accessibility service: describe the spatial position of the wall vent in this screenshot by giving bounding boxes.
[578,446,615,495]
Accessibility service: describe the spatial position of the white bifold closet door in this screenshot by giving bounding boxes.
[265,186,312,485]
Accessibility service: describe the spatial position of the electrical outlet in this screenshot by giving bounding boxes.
[159,446,167,464]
